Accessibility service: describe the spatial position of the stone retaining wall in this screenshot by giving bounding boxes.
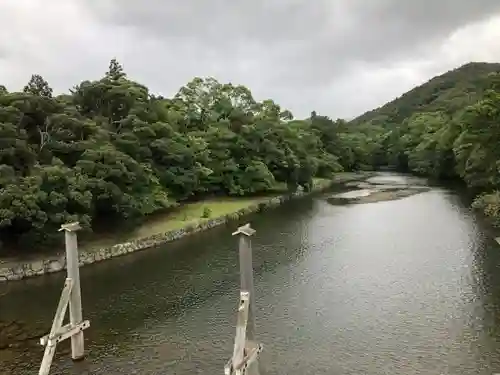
[0,184,332,282]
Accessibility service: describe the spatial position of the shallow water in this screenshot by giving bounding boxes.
[332,188,374,198]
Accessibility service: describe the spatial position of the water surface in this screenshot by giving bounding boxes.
[2,173,500,374]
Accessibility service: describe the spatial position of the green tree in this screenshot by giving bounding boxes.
[0,60,379,253]
[23,74,53,98]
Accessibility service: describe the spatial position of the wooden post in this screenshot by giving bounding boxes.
[224,291,263,375]
[232,223,256,340]
[38,278,73,375]
[39,222,90,374]
[232,292,250,370]
[224,223,262,375]
[59,222,85,361]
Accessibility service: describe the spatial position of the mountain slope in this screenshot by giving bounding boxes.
[350,62,500,128]
[353,61,500,227]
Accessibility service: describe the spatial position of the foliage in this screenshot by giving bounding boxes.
[201,207,212,219]
[23,74,53,98]
[351,62,500,226]
[472,192,500,227]
[351,62,500,129]
[0,61,375,253]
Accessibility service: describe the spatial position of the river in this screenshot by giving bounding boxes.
[2,173,500,374]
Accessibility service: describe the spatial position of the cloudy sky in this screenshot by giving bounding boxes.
[1,0,500,119]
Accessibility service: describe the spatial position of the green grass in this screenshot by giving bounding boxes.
[80,177,338,252]
[136,197,268,236]
[81,197,269,252]
[312,178,331,189]
[2,178,340,260]
[330,171,377,184]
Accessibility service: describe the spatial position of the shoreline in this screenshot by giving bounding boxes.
[0,174,373,283]
[327,177,431,205]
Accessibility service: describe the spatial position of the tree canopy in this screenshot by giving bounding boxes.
[350,62,500,226]
[0,60,378,253]
[7,59,500,253]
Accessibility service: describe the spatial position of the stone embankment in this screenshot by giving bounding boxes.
[0,180,338,282]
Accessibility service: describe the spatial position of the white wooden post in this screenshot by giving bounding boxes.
[225,224,262,375]
[60,222,85,361]
[232,292,250,370]
[233,223,256,340]
[38,278,73,375]
[38,222,89,375]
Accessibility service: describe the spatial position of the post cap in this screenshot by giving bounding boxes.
[58,222,81,232]
[232,223,256,237]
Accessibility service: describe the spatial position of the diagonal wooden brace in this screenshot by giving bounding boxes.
[39,320,90,347]
[224,291,262,375]
[38,278,73,375]
[232,343,263,374]
[232,292,250,368]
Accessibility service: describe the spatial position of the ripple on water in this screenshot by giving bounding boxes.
[1,174,500,374]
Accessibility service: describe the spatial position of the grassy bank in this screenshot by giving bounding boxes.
[330,171,377,184]
[0,175,369,281]
[0,177,334,268]
[80,177,333,252]
[80,197,269,251]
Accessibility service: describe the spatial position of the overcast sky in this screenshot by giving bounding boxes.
[1,1,500,119]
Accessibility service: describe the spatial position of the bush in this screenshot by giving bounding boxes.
[472,191,500,227]
[201,207,212,218]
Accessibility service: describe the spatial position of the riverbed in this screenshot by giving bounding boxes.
[1,173,500,374]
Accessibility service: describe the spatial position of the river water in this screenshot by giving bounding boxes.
[2,173,500,374]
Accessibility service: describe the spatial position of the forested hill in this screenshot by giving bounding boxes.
[0,59,379,253]
[351,61,500,227]
[350,62,500,128]
[6,58,500,253]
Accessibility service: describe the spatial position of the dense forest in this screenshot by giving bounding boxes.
[351,62,500,226]
[0,59,380,252]
[3,59,500,254]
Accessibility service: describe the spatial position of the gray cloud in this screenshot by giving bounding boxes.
[84,0,500,79]
[1,0,500,118]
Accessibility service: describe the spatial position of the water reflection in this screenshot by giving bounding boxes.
[2,177,500,375]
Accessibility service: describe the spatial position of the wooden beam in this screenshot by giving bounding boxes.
[61,222,85,361]
[233,223,257,340]
[38,278,73,375]
[225,294,263,374]
[225,225,262,375]
[38,223,90,374]
[232,291,250,370]
[232,223,256,237]
[234,344,263,374]
[39,320,90,347]
[48,278,73,340]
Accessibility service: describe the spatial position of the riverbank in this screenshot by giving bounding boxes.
[327,174,430,205]
[0,174,371,282]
